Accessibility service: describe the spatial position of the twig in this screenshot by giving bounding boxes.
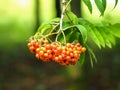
[56,0,72,43]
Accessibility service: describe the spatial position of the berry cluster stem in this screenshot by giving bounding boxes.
[59,0,67,43]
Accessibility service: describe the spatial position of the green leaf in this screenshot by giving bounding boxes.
[79,53,85,65]
[50,18,60,23]
[102,0,106,11]
[108,23,120,38]
[87,26,101,48]
[114,0,118,8]
[89,53,93,68]
[75,25,87,44]
[93,27,105,47]
[104,27,116,45]
[78,18,89,25]
[64,11,79,24]
[87,47,97,68]
[82,0,92,13]
[37,23,46,32]
[98,27,112,48]
[88,47,97,63]
[57,25,77,43]
[94,0,105,15]
[68,30,80,43]
[37,24,52,35]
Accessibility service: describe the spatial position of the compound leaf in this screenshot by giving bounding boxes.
[94,0,105,15]
[82,0,92,13]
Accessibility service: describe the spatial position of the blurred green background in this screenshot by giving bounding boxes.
[0,0,120,90]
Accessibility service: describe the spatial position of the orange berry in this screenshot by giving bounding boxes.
[66,51,70,55]
[61,54,65,59]
[66,43,71,48]
[61,46,65,50]
[45,44,51,50]
[31,40,36,46]
[76,46,82,51]
[44,53,48,57]
[54,49,60,55]
[40,47,46,52]
[56,47,62,52]
[36,48,40,53]
[52,55,55,61]
[54,56,59,62]
[39,51,44,56]
[58,55,62,60]
[82,47,86,52]
[35,42,39,46]
[47,50,52,54]
[48,54,52,58]
[67,48,72,52]
[29,46,35,52]
[62,49,66,54]
[70,53,74,57]
[36,53,40,59]
[44,39,48,44]
[74,53,79,58]
[27,42,31,47]
[71,58,77,63]
[43,58,49,62]
[66,56,71,60]
[76,43,81,47]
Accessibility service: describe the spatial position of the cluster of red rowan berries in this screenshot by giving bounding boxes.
[27,39,86,66]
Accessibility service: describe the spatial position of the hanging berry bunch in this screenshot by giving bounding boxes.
[28,37,86,66]
[27,0,87,66]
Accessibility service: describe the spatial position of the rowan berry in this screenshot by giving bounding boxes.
[82,47,86,52]
[58,55,62,61]
[47,50,52,54]
[45,44,51,50]
[27,42,31,47]
[44,53,48,57]
[39,50,44,56]
[36,53,40,59]
[44,39,49,44]
[54,56,59,62]
[66,56,71,60]
[29,46,35,52]
[36,48,40,53]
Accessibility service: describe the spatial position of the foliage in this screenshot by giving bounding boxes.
[82,0,118,15]
[28,0,120,67]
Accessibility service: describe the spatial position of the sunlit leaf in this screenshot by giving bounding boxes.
[108,23,120,38]
[94,0,105,15]
[104,27,116,45]
[114,0,118,8]
[93,27,105,47]
[75,25,87,44]
[49,18,60,24]
[87,26,101,48]
[98,27,112,48]
[102,0,106,11]
[78,18,90,25]
[82,0,92,13]
[37,24,52,35]
[64,11,79,24]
